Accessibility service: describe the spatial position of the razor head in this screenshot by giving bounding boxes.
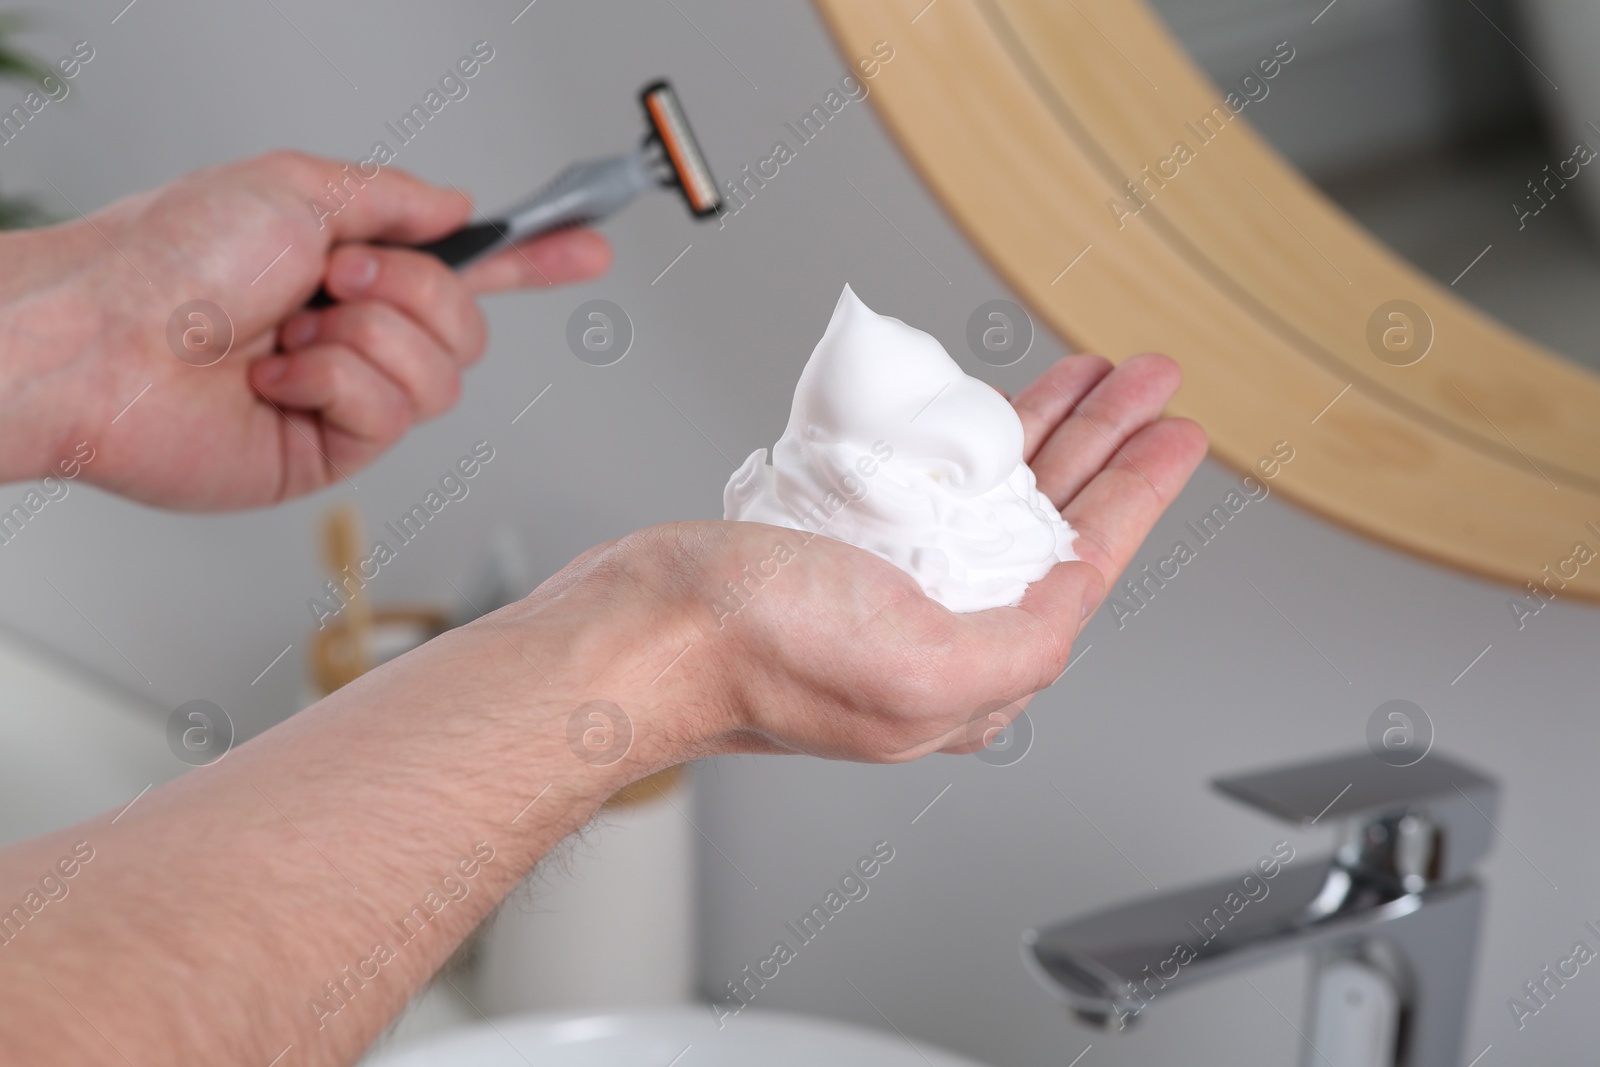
[640,80,723,219]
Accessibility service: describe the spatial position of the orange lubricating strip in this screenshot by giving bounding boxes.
[648,91,715,211]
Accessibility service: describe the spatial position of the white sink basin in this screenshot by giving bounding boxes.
[368,1006,990,1067]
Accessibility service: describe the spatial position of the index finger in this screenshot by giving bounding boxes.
[1060,417,1208,584]
[265,153,472,246]
[1010,354,1113,460]
[459,228,613,293]
[939,417,1205,700]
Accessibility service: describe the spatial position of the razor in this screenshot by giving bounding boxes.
[312,80,720,304]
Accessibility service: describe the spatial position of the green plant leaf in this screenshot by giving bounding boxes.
[0,194,47,229]
[0,11,61,228]
[0,12,51,86]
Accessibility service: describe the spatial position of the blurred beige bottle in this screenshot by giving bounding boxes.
[469,765,697,1014]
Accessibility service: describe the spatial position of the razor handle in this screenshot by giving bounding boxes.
[306,221,510,308]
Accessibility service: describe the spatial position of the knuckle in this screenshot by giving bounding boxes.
[421,369,462,417]
[321,346,361,394]
[331,304,391,355]
[405,256,451,308]
[377,400,413,444]
[364,370,414,438]
[459,304,489,362]
[1042,630,1073,685]
[416,268,457,318]
[259,148,318,182]
[406,257,480,349]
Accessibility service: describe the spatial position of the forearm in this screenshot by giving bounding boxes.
[0,590,707,1066]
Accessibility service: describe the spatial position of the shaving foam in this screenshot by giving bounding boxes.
[724,285,1076,612]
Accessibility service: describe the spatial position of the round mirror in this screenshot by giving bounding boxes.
[815,0,1600,599]
[1147,0,1600,377]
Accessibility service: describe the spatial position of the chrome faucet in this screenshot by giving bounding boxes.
[1023,750,1498,1067]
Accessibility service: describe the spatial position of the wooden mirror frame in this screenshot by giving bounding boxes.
[815,0,1600,600]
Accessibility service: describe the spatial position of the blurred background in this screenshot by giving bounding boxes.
[0,0,1597,1064]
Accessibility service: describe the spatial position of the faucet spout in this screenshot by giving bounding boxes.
[1023,751,1497,1067]
[1025,854,1454,1027]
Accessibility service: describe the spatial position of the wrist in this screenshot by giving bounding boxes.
[491,529,737,786]
[0,222,109,484]
[0,216,106,302]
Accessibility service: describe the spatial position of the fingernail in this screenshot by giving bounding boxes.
[332,249,378,292]
[283,314,318,349]
[254,357,287,384]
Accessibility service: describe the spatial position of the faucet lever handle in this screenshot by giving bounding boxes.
[1212,750,1498,886]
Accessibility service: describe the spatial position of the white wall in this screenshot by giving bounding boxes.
[1,1,1595,1065]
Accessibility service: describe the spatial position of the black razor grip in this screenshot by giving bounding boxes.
[413,221,510,267]
[306,220,509,308]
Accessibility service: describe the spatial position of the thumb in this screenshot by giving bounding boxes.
[1019,557,1106,643]
[1015,559,1106,693]
[949,558,1105,705]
